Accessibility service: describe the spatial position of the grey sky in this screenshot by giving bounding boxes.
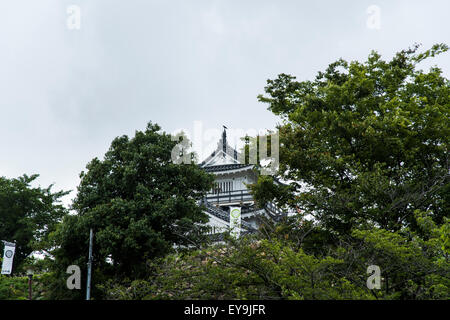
[1,0,449,206]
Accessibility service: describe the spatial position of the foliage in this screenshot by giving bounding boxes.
[101,211,449,300]
[0,273,52,300]
[47,122,214,299]
[0,174,68,272]
[101,242,371,300]
[252,43,449,234]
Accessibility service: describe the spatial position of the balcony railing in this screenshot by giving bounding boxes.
[205,189,253,204]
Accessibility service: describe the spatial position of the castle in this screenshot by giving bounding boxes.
[200,127,285,237]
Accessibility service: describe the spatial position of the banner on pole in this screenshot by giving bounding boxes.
[229,207,241,239]
[1,241,16,275]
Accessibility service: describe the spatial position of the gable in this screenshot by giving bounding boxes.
[202,150,240,167]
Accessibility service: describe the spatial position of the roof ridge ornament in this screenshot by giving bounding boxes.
[222,125,227,155]
[201,126,242,167]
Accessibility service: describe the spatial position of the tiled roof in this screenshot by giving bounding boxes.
[202,163,252,172]
[204,202,256,231]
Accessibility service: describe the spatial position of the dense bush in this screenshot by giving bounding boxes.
[0,273,51,300]
[99,213,449,300]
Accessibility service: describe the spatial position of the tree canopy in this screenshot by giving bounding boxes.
[48,122,214,298]
[252,43,449,234]
[0,174,68,272]
[100,213,449,300]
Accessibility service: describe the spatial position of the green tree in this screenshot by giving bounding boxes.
[0,274,49,300]
[98,212,449,300]
[100,235,373,300]
[348,214,450,299]
[253,43,449,234]
[0,174,68,272]
[49,122,214,299]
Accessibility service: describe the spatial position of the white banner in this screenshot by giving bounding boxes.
[229,207,241,239]
[1,241,16,275]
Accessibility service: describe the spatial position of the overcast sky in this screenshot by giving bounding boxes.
[1,0,449,206]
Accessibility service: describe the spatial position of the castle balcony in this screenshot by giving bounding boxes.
[205,189,254,205]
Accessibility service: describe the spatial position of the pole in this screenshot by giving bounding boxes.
[86,228,93,300]
[28,275,32,300]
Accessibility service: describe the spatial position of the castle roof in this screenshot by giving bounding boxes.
[200,126,242,168]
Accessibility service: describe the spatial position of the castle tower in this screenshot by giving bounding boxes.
[200,127,285,236]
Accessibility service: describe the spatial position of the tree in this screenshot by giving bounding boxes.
[252,43,449,234]
[100,212,449,300]
[0,174,68,272]
[239,44,450,300]
[100,240,373,300]
[49,122,214,298]
[0,273,51,300]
